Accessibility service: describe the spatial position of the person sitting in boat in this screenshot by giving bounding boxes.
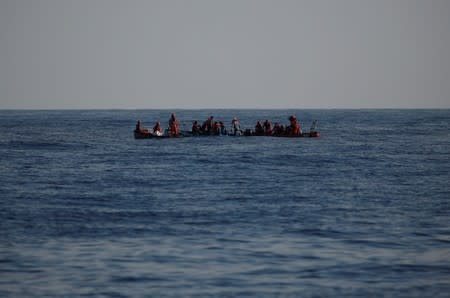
[192,120,201,136]
[273,123,286,136]
[231,117,242,136]
[272,122,280,136]
[308,120,319,137]
[287,115,302,136]
[219,121,227,135]
[169,113,180,136]
[212,121,222,135]
[309,120,317,134]
[153,121,163,136]
[263,119,272,136]
[255,121,264,136]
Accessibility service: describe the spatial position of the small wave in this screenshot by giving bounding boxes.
[7,140,84,152]
[111,275,170,283]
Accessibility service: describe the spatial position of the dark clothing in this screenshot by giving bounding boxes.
[255,122,264,135]
[135,121,142,133]
[219,122,227,135]
[192,121,201,135]
[202,117,214,134]
[263,120,272,135]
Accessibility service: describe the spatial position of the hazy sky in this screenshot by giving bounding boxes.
[1,0,449,109]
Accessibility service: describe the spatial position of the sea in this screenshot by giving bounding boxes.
[0,109,449,297]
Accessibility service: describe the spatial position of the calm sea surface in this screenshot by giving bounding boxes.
[0,109,449,297]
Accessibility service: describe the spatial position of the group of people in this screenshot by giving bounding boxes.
[254,115,302,137]
[191,116,244,136]
[135,113,303,137]
[135,113,180,137]
[191,116,227,136]
[191,115,302,137]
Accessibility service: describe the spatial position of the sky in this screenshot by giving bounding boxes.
[1,0,449,109]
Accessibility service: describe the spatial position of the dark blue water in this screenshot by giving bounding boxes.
[1,109,449,297]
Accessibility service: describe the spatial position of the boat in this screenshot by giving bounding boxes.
[134,118,320,139]
[134,129,319,139]
[134,130,184,139]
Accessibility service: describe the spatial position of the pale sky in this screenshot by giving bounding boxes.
[1,0,449,109]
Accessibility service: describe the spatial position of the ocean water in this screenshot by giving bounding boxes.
[0,109,449,297]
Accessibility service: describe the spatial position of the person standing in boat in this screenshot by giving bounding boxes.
[168,113,180,136]
[287,115,302,136]
[135,120,142,133]
[231,117,241,136]
[153,121,163,136]
[201,116,214,134]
